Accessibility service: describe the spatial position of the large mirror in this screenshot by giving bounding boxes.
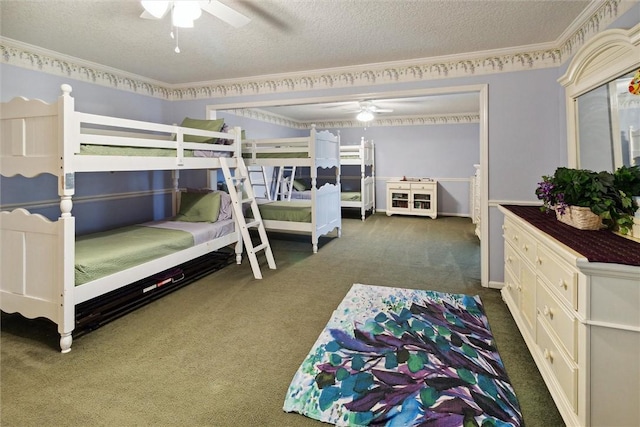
[576,69,640,171]
[560,23,640,171]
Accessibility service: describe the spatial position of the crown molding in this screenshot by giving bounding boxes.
[225,108,480,129]
[0,38,170,97]
[0,0,631,101]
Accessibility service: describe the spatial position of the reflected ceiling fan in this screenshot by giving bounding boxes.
[140,1,251,52]
[354,101,394,122]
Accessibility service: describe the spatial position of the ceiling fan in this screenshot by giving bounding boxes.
[140,1,251,29]
[354,101,393,122]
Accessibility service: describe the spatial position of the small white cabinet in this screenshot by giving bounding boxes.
[386,179,437,218]
[499,205,640,427]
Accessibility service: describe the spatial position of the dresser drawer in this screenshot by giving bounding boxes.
[536,317,578,411]
[411,182,435,191]
[503,264,520,306]
[503,219,535,260]
[504,241,520,277]
[537,279,577,360]
[503,218,520,247]
[387,182,411,190]
[520,262,536,334]
[536,245,577,310]
[517,228,538,266]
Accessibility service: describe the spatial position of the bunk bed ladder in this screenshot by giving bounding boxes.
[276,166,297,201]
[247,165,273,200]
[220,158,277,279]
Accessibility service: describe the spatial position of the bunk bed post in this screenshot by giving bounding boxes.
[232,126,243,263]
[371,140,376,214]
[172,170,180,216]
[335,133,341,237]
[309,125,319,253]
[360,137,366,220]
[58,84,77,353]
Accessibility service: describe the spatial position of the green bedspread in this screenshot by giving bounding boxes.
[75,225,194,286]
[250,201,312,222]
[242,152,307,159]
[341,191,361,201]
[80,145,198,157]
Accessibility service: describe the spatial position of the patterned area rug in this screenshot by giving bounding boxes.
[283,284,523,426]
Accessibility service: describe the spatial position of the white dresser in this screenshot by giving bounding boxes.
[499,205,640,427]
[386,179,437,218]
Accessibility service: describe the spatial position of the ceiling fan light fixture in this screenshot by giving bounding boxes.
[141,1,170,19]
[172,1,202,28]
[356,110,374,122]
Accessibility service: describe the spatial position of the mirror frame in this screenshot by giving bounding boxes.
[559,23,640,168]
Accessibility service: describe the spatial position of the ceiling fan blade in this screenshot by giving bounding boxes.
[199,0,251,28]
[140,1,170,19]
[140,10,162,19]
[372,108,394,113]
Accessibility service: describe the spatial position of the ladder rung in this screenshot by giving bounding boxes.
[245,220,261,228]
[252,243,268,252]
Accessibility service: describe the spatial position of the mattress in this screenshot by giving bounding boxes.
[252,201,312,222]
[341,191,361,201]
[242,152,308,159]
[75,219,234,286]
[80,145,232,157]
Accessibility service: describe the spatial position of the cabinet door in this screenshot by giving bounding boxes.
[387,188,410,213]
[520,261,536,334]
[412,191,433,212]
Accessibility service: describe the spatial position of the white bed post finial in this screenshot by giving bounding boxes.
[60,84,72,96]
[60,195,73,218]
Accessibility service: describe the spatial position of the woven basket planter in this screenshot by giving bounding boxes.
[555,206,603,230]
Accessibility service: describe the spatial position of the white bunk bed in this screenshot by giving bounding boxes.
[340,138,375,220]
[241,127,342,253]
[0,85,248,353]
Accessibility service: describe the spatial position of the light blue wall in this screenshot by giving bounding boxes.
[332,124,479,216]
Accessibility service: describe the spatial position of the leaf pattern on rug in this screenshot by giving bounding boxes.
[283,284,522,427]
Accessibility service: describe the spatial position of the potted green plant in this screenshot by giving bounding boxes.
[535,166,640,234]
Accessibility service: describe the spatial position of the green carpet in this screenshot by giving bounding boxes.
[1,214,564,426]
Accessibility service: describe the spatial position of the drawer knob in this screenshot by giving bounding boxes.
[558,280,568,290]
[506,256,512,263]
[536,257,542,265]
[522,244,529,252]
[543,305,553,318]
[543,348,554,363]
[513,235,519,242]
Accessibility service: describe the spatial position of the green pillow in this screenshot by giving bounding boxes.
[175,191,221,222]
[179,117,225,143]
[292,179,307,191]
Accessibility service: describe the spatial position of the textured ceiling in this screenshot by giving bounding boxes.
[1,0,593,85]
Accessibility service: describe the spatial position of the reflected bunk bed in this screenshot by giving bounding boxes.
[340,138,375,220]
[0,84,254,353]
[242,126,342,253]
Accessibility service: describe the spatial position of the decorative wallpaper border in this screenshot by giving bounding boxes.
[0,0,630,101]
[225,108,480,129]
